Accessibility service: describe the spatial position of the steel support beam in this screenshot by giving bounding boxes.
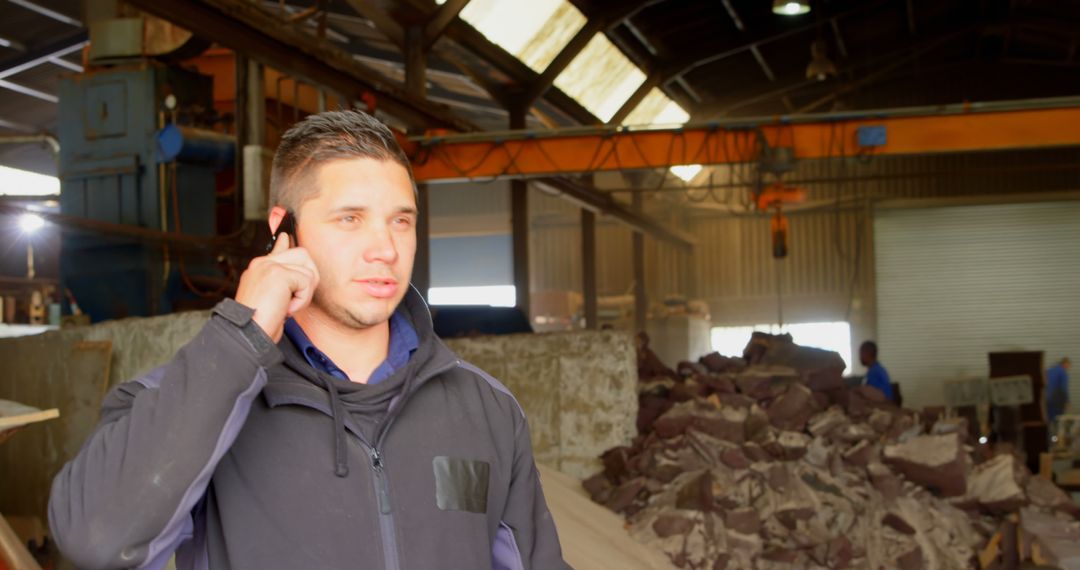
[581,208,597,330]
[405,20,431,301]
[8,0,82,27]
[408,103,1080,182]
[534,177,694,251]
[632,191,646,334]
[423,0,469,50]
[609,71,660,125]
[0,79,57,103]
[0,35,26,51]
[509,106,530,316]
[343,0,404,48]
[125,0,475,132]
[0,31,87,80]
[398,0,599,126]
[522,20,600,106]
[0,116,35,133]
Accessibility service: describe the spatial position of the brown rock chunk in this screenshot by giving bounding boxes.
[846,385,890,419]
[697,406,750,443]
[720,447,751,470]
[1026,475,1080,517]
[675,471,715,511]
[669,380,701,402]
[804,436,832,468]
[606,477,648,513]
[637,394,673,435]
[883,433,967,497]
[777,431,810,461]
[700,351,740,373]
[842,440,875,468]
[677,361,709,378]
[761,548,800,563]
[868,408,895,433]
[582,472,613,502]
[833,422,877,444]
[652,511,696,538]
[725,507,761,535]
[742,441,772,463]
[827,535,853,569]
[968,453,1028,513]
[805,366,845,392]
[601,446,632,481]
[808,406,851,438]
[882,512,916,535]
[744,404,772,443]
[897,546,924,570]
[735,368,798,400]
[767,383,816,432]
[701,373,737,395]
[653,401,698,438]
[868,463,904,502]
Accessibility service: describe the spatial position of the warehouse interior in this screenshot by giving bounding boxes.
[1,0,1079,567]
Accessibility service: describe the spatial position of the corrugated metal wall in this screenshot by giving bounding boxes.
[524,145,1080,374]
[875,201,1080,411]
[528,148,1079,320]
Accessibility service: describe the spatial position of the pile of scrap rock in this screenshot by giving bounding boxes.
[586,332,1080,569]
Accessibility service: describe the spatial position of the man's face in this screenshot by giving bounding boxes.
[292,157,417,330]
[859,347,872,366]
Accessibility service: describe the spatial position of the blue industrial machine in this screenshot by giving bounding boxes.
[59,62,234,321]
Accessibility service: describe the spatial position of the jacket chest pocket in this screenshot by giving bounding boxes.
[433,456,490,514]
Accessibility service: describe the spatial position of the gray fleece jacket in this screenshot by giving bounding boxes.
[48,290,569,569]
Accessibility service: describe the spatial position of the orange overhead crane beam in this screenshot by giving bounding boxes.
[405,102,1080,182]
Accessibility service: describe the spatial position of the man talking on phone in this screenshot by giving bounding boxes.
[48,110,569,569]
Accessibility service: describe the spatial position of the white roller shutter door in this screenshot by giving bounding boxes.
[875,200,1080,411]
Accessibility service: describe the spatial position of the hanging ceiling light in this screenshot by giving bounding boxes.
[806,39,837,81]
[772,0,810,16]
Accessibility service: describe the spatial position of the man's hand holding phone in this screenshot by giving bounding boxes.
[236,219,320,342]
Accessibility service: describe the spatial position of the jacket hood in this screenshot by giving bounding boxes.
[264,285,461,477]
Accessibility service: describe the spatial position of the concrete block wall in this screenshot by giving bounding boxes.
[0,311,637,523]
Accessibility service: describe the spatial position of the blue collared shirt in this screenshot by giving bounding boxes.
[1046,364,1070,421]
[866,361,894,401]
[284,312,419,385]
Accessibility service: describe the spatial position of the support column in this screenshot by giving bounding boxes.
[510,104,530,318]
[405,25,430,300]
[241,58,267,222]
[234,52,248,231]
[581,208,598,330]
[632,191,647,334]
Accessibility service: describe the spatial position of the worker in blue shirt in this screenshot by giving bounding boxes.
[1046,357,1071,426]
[859,340,894,401]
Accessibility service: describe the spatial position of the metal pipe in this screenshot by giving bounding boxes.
[0,133,59,155]
[0,202,256,256]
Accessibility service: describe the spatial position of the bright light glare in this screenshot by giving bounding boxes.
[711,321,853,373]
[428,286,516,307]
[978,436,988,445]
[773,1,810,15]
[19,213,45,234]
[0,165,60,196]
[670,164,703,182]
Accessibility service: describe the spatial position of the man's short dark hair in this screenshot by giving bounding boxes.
[860,341,878,358]
[269,110,416,215]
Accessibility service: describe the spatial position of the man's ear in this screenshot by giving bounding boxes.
[268,206,289,234]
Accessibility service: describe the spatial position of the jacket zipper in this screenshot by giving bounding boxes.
[363,359,458,570]
[368,446,400,570]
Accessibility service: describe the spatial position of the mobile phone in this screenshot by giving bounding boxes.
[267,211,297,252]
